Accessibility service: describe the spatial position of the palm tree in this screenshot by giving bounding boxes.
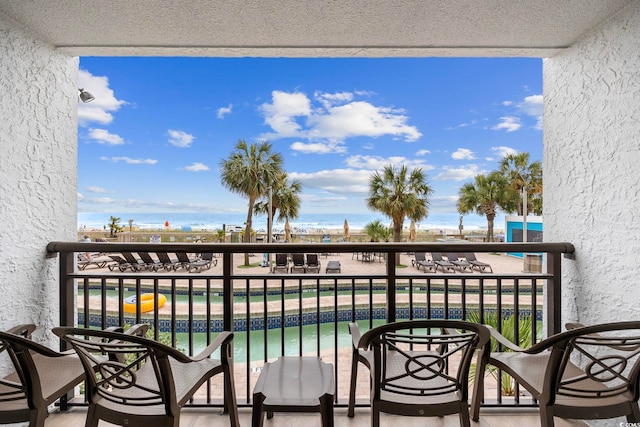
[457,172,518,242]
[367,164,433,244]
[220,140,283,265]
[363,220,392,242]
[253,171,302,232]
[108,216,123,238]
[499,152,542,216]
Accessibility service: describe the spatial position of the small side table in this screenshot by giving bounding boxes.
[252,356,334,427]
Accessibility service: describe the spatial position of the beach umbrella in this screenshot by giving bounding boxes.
[284,218,291,241]
[343,219,350,241]
[409,220,417,241]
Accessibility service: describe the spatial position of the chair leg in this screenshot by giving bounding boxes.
[84,405,99,427]
[459,401,471,427]
[371,404,380,427]
[29,409,47,427]
[224,364,240,427]
[539,405,555,427]
[470,350,488,421]
[348,351,359,417]
[627,402,640,423]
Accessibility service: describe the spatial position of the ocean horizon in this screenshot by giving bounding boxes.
[78,212,506,234]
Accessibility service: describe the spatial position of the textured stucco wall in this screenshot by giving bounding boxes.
[0,14,78,346]
[544,1,640,328]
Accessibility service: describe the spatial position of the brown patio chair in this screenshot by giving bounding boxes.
[290,253,306,273]
[53,326,239,427]
[0,323,148,427]
[305,253,321,273]
[471,321,640,426]
[350,320,490,427]
[272,253,289,273]
[464,252,493,273]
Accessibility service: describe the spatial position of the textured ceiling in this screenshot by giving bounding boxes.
[0,0,633,57]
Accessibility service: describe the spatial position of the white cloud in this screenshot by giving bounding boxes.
[217,104,233,119]
[101,156,157,165]
[88,128,125,145]
[290,141,347,154]
[78,69,126,126]
[491,146,518,158]
[434,164,484,181]
[451,148,476,160]
[519,94,543,129]
[492,116,521,132]
[344,154,432,171]
[416,149,430,156]
[86,186,107,193]
[168,129,195,148]
[94,197,116,204]
[184,162,210,172]
[259,90,421,145]
[290,169,372,194]
[260,91,311,137]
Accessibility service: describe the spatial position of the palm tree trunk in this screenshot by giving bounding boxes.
[486,214,495,242]
[244,196,256,266]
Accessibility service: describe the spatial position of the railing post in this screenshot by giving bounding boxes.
[386,249,396,323]
[546,252,562,336]
[58,250,74,410]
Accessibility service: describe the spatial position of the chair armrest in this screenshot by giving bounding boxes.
[4,324,36,338]
[348,322,362,349]
[124,323,149,337]
[190,331,233,362]
[486,325,527,352]
[565,322,585,330]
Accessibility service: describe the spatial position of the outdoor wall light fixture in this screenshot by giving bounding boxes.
[78,88,95,103]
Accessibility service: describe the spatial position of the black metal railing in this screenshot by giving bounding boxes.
[48,241,574,409]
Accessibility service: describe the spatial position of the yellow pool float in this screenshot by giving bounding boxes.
[123,293,167,313]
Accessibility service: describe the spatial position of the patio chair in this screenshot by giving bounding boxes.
[464,252,493,273]
[431,252,456,273]
[156,252,180,271]
[412,252,436,272]
[188,252,217,273]
[175,252,198,270]
[107,254,131,272]
[53,327,240,427]
[350,320,489,427]
[291,253,306,273]
[446,253,474,272]
[471,321,640,426]
[121,252,146,271]
[272,253,289,273]
[305,253,321,273]
[137,252,163,272]
[77,253,107,270]
[0,323,148,427]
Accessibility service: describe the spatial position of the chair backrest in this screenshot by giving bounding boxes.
[53,327,191,410]
[292,253,305,266]
[415,252,426,262]
[464,253,477,262]
[446,253,459,261]
[176,252,191,263]
[431,252,444,261]
[200,252,213,261]
[540,321,640,405]
[306,253,319,266]
[121,252,139,264]
[359,320,489,402]
[156,252,173,264]
[137,252,154,263]
[275,253,288,266]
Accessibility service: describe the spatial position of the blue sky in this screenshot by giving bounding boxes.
[77,57,542,215]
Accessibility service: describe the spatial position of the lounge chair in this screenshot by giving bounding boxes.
[446,253,474,272]
[325,260,341,273]
[54,327,240,427]
[291,253,306,273]
[431,252,456,273]
[0,323,148,427]
[464,252,493,273]
[412,252,436,272]
[471,321,640,426]
[156,252,180,271]
[188,252,217,272]
[305,253,321,273]
[107,254,130,272]
[350,320,490,427]
[137,252,163,271]
[272,253,289,273]
[175,252,198,270]
[77,253,107,270]
[121,252,146,271]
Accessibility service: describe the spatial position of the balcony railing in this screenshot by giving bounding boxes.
[48,241,574,410]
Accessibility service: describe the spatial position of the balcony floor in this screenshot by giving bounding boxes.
[46,406,587,426]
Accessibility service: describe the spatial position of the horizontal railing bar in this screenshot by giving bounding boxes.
[47,241,575,256]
